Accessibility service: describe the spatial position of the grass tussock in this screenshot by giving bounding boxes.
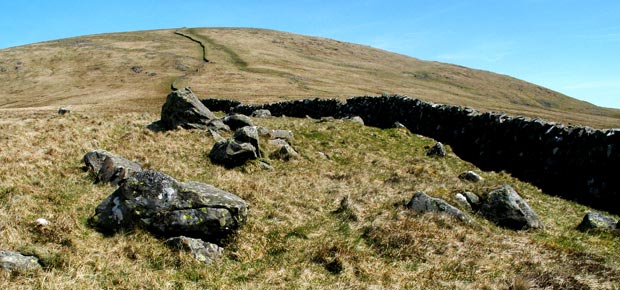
[0,109,619,289]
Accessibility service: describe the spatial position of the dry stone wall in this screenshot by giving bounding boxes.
[226,95,620,214]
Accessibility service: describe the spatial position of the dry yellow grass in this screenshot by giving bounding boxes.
[1,27,619,127]
[0,108,618,289]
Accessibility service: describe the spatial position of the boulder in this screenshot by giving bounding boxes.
[406,192,475,224]
[251,109,272,118]
[462,192,481,208]
[393,121,406,128]
[479,185,543,230]
[0,251,41,272]
[577,212,617,232]
[459,171,483,183]
[270,144,299,161]
[83,150,142,186]
[426,142,446,157]
[209,139,258,168]
[233,126,261,157]
[160,87,217,130]
[90,170,249,242]
[165,236,223,264]
[223,114,254,131]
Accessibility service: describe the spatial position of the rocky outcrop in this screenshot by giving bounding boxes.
[479,185,543,230]
[83,150,142,185]
[164,236,223,264]
[406,192,475,224]
[577,212,617,232]
[0,251,41,272]
[90,170,248,242]
[160,87,216,130]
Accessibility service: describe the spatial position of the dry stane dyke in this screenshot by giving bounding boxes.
[230,95,620,213]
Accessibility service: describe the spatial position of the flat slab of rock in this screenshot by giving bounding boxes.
[160,87,216,130]
[165,236,223,264]
[0,251,41,272]
[479,185,543,230]
[407,191,475,224]
[577,212,617,232]
[90,170,249,242]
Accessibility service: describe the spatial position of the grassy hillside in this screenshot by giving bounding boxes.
[0,109,618,289]
[1,27,619,128]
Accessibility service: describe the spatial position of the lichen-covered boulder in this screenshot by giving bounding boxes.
[269,129,294,141]
[407,192,475,224]
[479,185,543,230]
[426,142,446,157]
[223,114,254,131]
[209,139,258,168]
[0,251,41,272]
[90,170,249,242]
[577,212,617,232]
[83,150,142,185]
[165,236,223,264]
[160,87,217,130]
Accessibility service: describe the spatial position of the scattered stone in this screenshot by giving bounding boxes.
[223,114,254,131]
[454,193,473,212]
[426,142,446,157]
[268,139,290,147]
[251,109,272,118]
[269,129,294,141]
[35,218,50,226]
[205,129,225,142]
[0,251,41,272]
[131,66,142,73]
[90,170,249,242]
[462,191,481,208]
[209,139,258,168]
[206,119,231,132]
[317,152,330,159]
[393,121,406,128]
[165,236,224,264]
[406,192,475,224]
[459,170,483,182]
[577,212,617,232]
[344,116,364,125]
[259,160,274,171]
[160,87,217,130]
[270,144,299,161]
[479,185,543,230]
[57,107,70,115]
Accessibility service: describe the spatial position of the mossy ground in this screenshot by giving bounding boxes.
[0,109,619,289]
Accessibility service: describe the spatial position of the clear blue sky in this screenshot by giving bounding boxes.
[2,1,619,108]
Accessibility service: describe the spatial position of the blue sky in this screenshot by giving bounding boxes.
[2,1,619,108]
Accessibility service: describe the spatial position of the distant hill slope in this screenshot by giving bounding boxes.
[1,27,619,128]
